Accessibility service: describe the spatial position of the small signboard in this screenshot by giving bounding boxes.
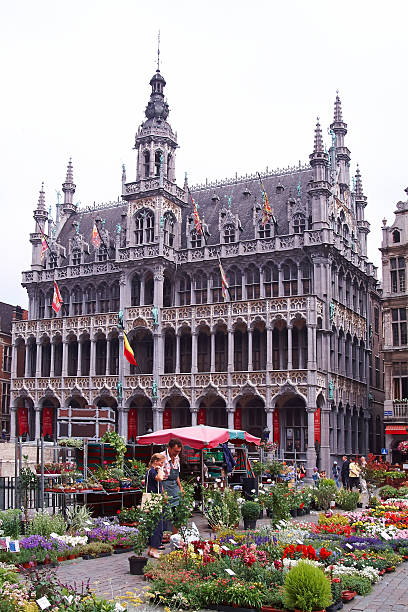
[384,410,393,416]
[381,448,388,455]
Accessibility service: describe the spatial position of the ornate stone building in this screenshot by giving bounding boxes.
[381,189,408,462]
[11,67,382,475]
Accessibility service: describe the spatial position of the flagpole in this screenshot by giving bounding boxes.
[94,220,110,253]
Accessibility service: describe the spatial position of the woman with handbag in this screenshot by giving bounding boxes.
[145,453,165,559]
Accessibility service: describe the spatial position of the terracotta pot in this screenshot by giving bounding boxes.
[129,555,147,575]
[386,566,395,572]
[379,569,385,575]
[68,554,76,560]
[342,590,356,602]
[57,556,66,562]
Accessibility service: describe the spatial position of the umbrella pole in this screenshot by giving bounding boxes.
[201,449,204,513]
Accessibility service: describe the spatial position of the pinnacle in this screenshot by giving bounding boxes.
[355,164,364,198]
[65,158,73,183]
[313,118,324,153]
[333,92,343,123]
[37,182,45,210]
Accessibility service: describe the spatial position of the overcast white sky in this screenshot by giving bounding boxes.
[1,0,407,308]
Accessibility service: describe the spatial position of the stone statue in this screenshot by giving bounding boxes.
[330,129,336,148]
[118,309,124,329]
[296,182,301,196]
[160,215,164,229]
[116,381,123,401]
[328,380,334,400]
[152,380,158,399]
[152,306,159,326]
[116,223,121,235]
[329,302,335,322]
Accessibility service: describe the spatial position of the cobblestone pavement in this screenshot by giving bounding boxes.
[54,512,408,611]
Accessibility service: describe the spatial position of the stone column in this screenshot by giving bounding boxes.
[191,332,198,374]
[259,268,265,298]
[175,334,181,373]
[50,341,55,378]
[346,411,352,454]
[279,331,284,369]
[306,408,317,481]
[106,338,111,376]
[140,279,145,306]
[34,406,41,440]
[227,407,235,429]
[278,265,283,297]
[266,409,273,439]
[117,407,127,438]
[363,414,370,456]
[154,267,164,307]
[62,340,68,377]
[338,410,345,455]
[191,408,198,427]
[247,328,253,372]
[90,339,96,377]
[287,326,293,370]
[320,408,330,475]
[11,343,17,378]
[154,408,163,431]
[35,341,42,378]
[210,331,216,372]
[228,329,234,372]
[77,341,82,377]
[266,325,272,370]
[9,407,17,442]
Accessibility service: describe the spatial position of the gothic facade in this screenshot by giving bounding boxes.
[11,68,383,475]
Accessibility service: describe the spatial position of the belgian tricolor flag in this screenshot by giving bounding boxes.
[123,331,137,366]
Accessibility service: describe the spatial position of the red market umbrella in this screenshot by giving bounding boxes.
[136,424,260,449]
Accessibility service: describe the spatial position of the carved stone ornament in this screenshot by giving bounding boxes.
[98,384,112,397]
[70,385,83,396]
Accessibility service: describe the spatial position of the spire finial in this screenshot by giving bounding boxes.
[65,158,73,182]
[37,182,46,210]
[313,117,324,153]
[333,91,342,123]
[157,30,160,71]
[355,164,364,198]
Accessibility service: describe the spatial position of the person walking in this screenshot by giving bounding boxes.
[359,456,368,495]
[312,467,320,487]
[160,438,184,533]
[332,461,340,488]
[146,453,165,559]
[340,456,350,489]
[349,457,361,491]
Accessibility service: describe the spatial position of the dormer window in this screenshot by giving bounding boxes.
[144,151,150,177]
[393,229,401,243]
[72,248,81,266]
[163,212,175,247]
[49,252,58,269]
[191,228,202,248]
[259,222,271,239]
[98,244,108,262]
[293,213,306,234]
[224,224,235,244]
[135,209,155,244]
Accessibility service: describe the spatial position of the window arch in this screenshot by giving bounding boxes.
[263,263,279,297]
[293,213,306,234]
[258,222,271,239]
[224,224,235,244]
[134,209,154,244]
[301,261,311,294]
[191,228,202,248]
[143,151,150,177]
[194,273,207,304]
[163,212,175,247]
[110,281,120,312]
[38,291,45,318]
[228,267,242,300]
[246,266,260,299]
[131,274,140,306]
[85,285,96,314]
[73,286,83,315]
[97,283,109,313]
[155,150,162,176]
[393,229,401,243]
[167,154,172,180]
[60,287,69,317]
[97,244,108,262]
[282,260,298,296]
[48,252,58,269]
[72,248,81,266]
[178,275,191,306]
[211,270,223,303]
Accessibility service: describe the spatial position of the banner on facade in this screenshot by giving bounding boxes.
[314,407,321,444]
[273,408,280,444]
[198,408,206,425]
[42,407,53,437]
[18,407,29,435]
[163,408,172,429]
[234,406,242,430]
[128,408,137,439]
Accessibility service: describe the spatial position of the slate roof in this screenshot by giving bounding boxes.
[0,302,15,335]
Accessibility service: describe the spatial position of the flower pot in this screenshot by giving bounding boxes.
[342,590,356,602]
[379,569,385,575]
[386,566,396,572]
[114,546,132,554]
[289,508,297,517]
[326,602,344,612]
[243,518,257,530]
[129,555,148,575]
[261,607,285,612]
[68,554,76,560]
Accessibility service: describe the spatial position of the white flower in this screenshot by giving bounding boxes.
[251,489,256,493]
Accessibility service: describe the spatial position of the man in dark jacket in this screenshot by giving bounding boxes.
[340,456,350,489]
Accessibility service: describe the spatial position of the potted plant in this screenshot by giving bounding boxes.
[241,500,261,530]
[129,493,164,575]
[283,560,332,612]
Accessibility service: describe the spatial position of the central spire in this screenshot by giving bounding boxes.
[145,69,169,121]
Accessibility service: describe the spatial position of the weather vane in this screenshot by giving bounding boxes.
[157,30,160,71]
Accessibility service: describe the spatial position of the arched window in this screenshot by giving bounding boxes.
[38,291,45,318]
[258,222,271,239]
[134,209,155,244]
[391,257,406,293]
[343,224,349,244]
[194,273,207,304]
[48,252,58,269]
[72,248,81,266]
[263,264,279,297]
[293,213,306,234]
[73,286,83,315]
[167,154,172,180]
[97,283,109,313]
[338,269,344,303]
[224,224,235,244]
[98,244,108,262]
[191,229,202,248]
[131,274,140,306]
[143,151,150,177]
[212,271,223,303]
[59,288,69,317]
[228,268,242,300]
[393,230,401,243]
[301,261,311,294]
[155,150,162,176]
[163,212,175,247]
[178,276,191,306]
[282,260,297,296]
[47,289,55,318]
[246,266,260,299]
[110,281,120,312]
[85,285,96,314]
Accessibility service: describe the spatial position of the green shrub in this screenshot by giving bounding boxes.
[340,574,372,596]
[65,505,93,532]
[267,484,291,522]
[241,501,261,520]
[0,566,19,587]
[378,485,399,500]
[0,509,22,538]
[314,487,336,511]
[78,541,113,557]
[335,489,360,510]
[317,478,337,492]
[26,510,66,537]
[284,561,332,612]
[397,486,408,497]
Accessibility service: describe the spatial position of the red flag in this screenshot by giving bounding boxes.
[92,222,101,248]
[52,281,63,314]
[219,258,230,301]
[191,194,202,234]
[258,173,276,227]
[40,228,49,261]
[123,331,137,366]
